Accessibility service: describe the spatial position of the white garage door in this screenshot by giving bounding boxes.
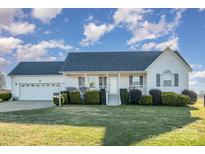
[19,83,61,100]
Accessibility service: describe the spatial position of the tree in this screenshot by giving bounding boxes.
[0,72,6,88]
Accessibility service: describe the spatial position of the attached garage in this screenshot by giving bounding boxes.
[8,61,64,101]
[19,83,61,100]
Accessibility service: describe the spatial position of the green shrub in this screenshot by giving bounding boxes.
[53,95,65,106]
[129,89,142,105]
[182,89,197,104]
[140,95,153,105]
[84,90,100,104]
[149,89,161,105]
[62,93,68,104]
[0,93,12,101]
[100,89,106,105]
[176,94,190,106]
[161,93,177,106]
[60,91,70,104]
[162,92,176,95]
[120,89,129,105]
[70,91,81,104]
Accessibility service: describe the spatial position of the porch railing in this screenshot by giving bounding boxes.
[128,85,146,94]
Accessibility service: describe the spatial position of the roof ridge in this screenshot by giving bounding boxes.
[19,61,64,63]
[68,51,162,54]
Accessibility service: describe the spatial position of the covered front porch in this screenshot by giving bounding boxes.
[63,72,147,105]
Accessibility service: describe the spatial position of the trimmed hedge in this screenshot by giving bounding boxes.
[162,92,176,95]
[60,91,69,104]
[120,89,129,105]
[176,94,190,106]
[100,89,106,105]
[84,90,100,104]
[53,95,65,106]
[182,89,197,104]
[149,89,161,105]
[161,92,189,106]
[161,93,177,106]
[140,95,153,105]
[0,93,12,101]
[129,89,142,105]
[70,91,81,104]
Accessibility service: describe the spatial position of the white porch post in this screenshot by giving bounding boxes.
[106,73,109,105]
[118,73,121,105]
[84,73,87,87]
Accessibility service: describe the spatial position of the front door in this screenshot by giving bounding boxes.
[110,77,118,94]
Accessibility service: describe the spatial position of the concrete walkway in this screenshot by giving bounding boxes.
[0,101,54,113]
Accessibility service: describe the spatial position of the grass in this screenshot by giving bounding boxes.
[0,99,205,145]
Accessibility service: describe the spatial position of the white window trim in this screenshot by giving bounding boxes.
[99,76,107,89]
[160,73,175,87]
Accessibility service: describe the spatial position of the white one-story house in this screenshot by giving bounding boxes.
[8,47,192,105]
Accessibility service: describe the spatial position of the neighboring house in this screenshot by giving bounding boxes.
[8,47,192,105]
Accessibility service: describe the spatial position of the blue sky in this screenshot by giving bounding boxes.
[0,8,205,92]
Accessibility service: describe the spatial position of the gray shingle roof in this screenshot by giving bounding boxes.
[8,50,191,75]
[60,51,162,72]
[174,51,192,70]
[8,61,63,75]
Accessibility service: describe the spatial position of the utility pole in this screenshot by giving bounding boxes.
[204,93,205,107]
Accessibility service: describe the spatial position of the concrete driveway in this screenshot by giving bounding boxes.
[0,101,54,113]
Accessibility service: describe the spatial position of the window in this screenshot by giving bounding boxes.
[162,73,173,87]
[88,76,97,88]
[129,75,143,88]
[133,76,140,85]
[163,80,172,87]
[156,70,179,87]
[78,77,85,87]
[99,77,107,89]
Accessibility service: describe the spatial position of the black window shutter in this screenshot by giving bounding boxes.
[156,74,160,87]
[129,76,133,85]
[175,74,179,87]
[140,76,143,85]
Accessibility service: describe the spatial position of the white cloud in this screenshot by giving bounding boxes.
[0,57,10,70]
[127,9,184,45]
[0,37,23,55]
[84,15,94,22]
[189,70,205,92]
[80,9,184,47]
[113,8,148,28]
[0,9,36,35]
[80,22,114,46]
[199,8,205,12]
[48,56,57,61]
[0,9,22,26]
[127,28,156,45]
[3,22,35,35]
[190,64,203,70]
[32,8,63,23]
[190,70,205,79]
[43,30,52,34]
[142,36,179,51]
[16,40,73,61]
[64,17,69,23]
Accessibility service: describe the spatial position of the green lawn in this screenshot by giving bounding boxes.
[0,99,205,146]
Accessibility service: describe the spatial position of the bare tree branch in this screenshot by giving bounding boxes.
[0,72,6,88]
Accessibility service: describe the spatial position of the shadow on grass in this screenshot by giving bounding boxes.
[0,105,200,145]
